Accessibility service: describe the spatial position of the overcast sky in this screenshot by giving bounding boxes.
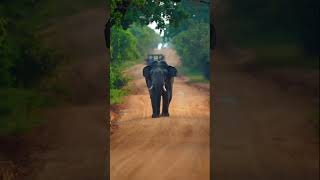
[148,17,170,37]
[148,21,163,36]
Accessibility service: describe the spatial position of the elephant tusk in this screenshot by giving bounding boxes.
[163,85,167,92]
[149,85,153,90]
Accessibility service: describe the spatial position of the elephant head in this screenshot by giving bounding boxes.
[143,60,177,118]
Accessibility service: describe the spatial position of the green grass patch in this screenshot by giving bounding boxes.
[110,56,148,105]
[120,58,145,69]
[178,66,209,83]
[110,64,130,105]
[0,88,56,136]
[110,89,128,105]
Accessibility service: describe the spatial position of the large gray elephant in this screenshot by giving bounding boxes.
[143,60,177,118]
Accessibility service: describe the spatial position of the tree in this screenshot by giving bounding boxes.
[215,0,319,55]
[173,21,210,78]
[163,0,210,42]
[129,23,161,57]
[111,25,139,63]
[106,0,189,48]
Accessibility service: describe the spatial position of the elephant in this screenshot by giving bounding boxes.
[143,60,177,118]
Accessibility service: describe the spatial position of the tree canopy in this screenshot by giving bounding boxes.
[110,23,161,104]
[111,0,190,35]
[169,0,210,79]
[215,0,319,55]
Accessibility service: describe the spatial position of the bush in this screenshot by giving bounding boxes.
[0,17,59,88]
[111,25,139,63]
[0,2,61,135]
[0,88,53,135]
[110,24,161,104]
[110,89,128,104]
[110,65,128,90]
[172,21,210,79]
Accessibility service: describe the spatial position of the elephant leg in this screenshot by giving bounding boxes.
[167,79,173,104]
[162,94,170,116]
[151,93,161,118]
[168,90,172,104]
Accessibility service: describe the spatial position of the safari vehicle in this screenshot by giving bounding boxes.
[145,54,165,65]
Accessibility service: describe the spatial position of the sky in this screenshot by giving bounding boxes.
[148,21,164,36]
[147,17,170,37]
[148,19,169,49]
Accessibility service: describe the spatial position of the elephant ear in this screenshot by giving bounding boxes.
[143,66,152,78]
[168,66,177,77]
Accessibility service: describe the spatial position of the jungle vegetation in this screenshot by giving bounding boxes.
[170,0,210,81]
[110,0,189,104]
[110,24,161,104]
[0,0,103,135]
[110,0,212,102]
[215,0,319,69]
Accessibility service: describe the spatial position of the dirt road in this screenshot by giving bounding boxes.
[211,51,319,180]
[110,49,210,180]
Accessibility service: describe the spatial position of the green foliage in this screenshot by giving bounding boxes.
[216,0,320,56]
[178,66,209,83]
[0,0,103,28]
[0,1,63,88]
[216,0,320,69]
[0,88,54,135]
[164,0,210,41]
[110,89,128,104]
[110,65,128,90]
[129,24,161,57]
[110,64,128,104]
[111,0,188,34]
[0,20,59,88]
[111,25,139,63]
[0,1,65,135]
[173,21,210,79]
[162,0,211,80]
[110,24,160,104]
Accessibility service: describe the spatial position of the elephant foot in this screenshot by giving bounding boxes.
[152,114,160,118]
[161,112,170,117]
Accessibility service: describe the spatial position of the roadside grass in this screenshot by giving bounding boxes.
[110,57,147,105]
[110,66,129,105]
[0,88,57,136]
[178,66,209,83]
[0,0,104,136]
[120,58,145,69]
[110,89,129,105]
